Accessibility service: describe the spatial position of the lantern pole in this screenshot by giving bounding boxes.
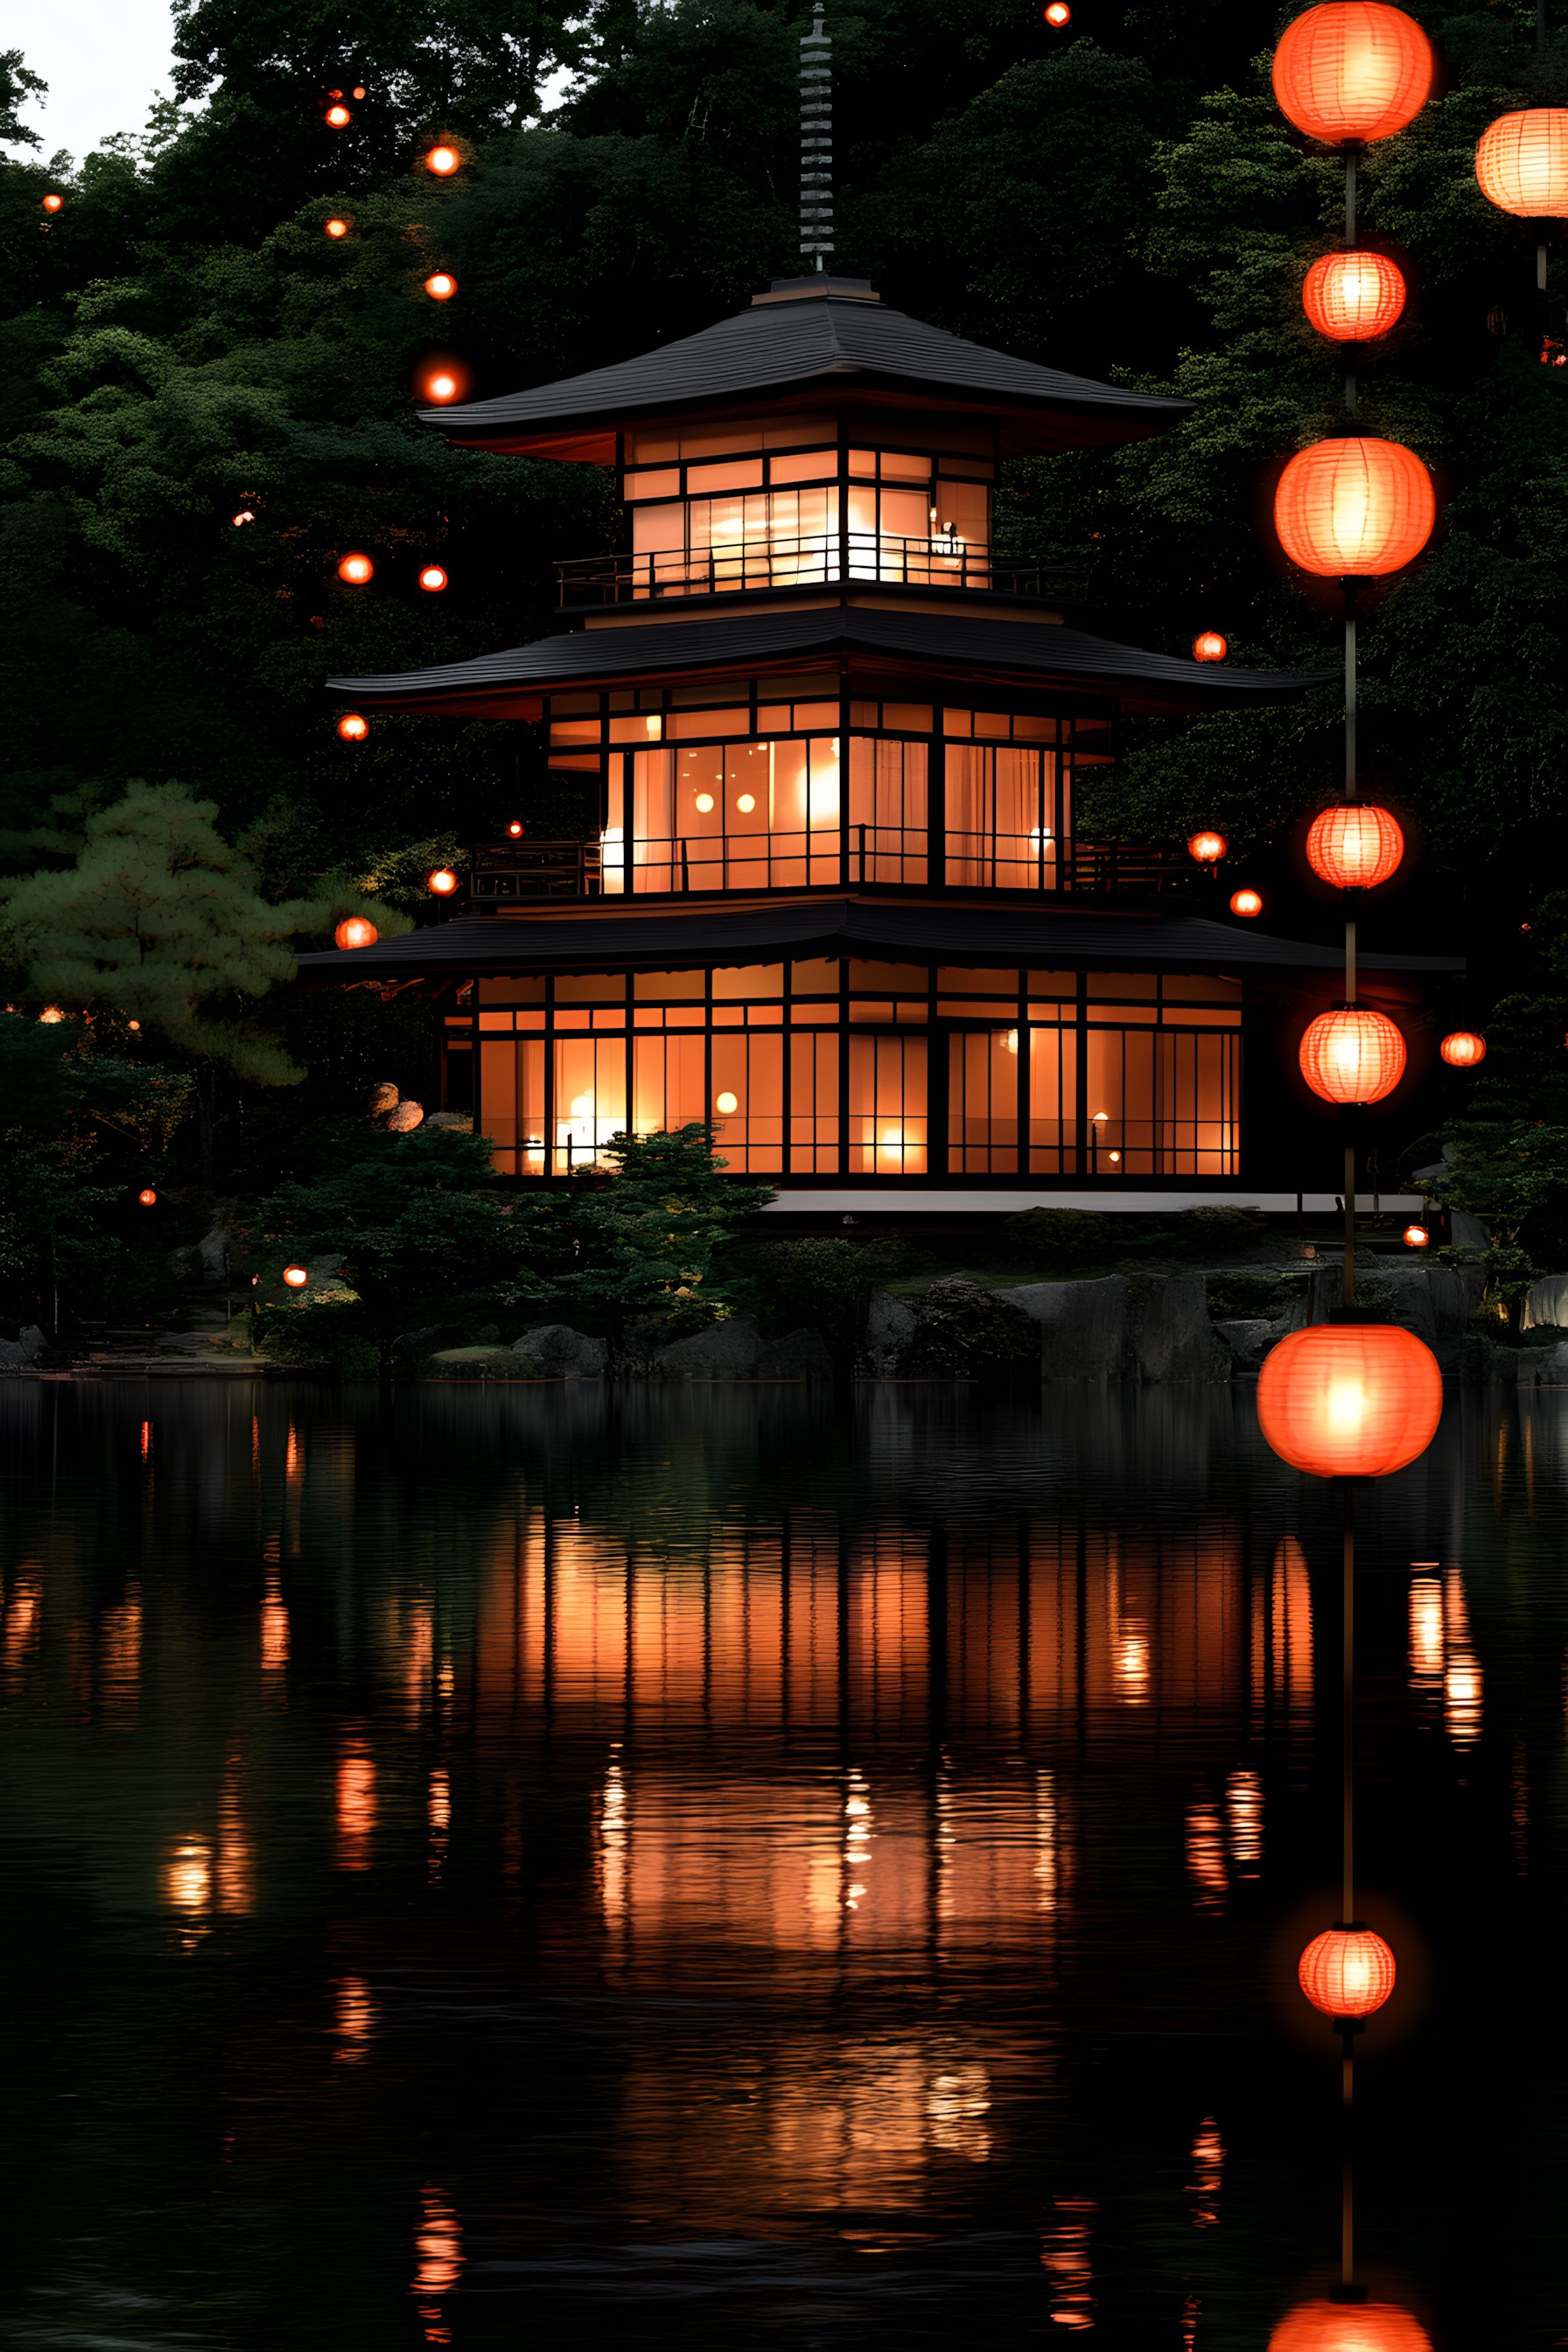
[1340,1479,1359,2293]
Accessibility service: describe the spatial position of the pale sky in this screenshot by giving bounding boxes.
[4,0,180,165]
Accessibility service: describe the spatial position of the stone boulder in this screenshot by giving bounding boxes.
[513,1324,607,1378]
[425,1346,525,1378]
[1125,1271,1231,1381]
[1214,1318,1278,1376]
[391,1322,472,1362]
[1007,1277,1127,1379]
[0,1325,46,1369]
[653,1316,764,1380]
[861,1292,919,1374]
[1517,1339,1568,1386]
[758,1326,835,1381]
[1284,1259,1485,1374]
[1009,1273,1229,1382]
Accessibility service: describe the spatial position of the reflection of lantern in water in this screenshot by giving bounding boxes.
[1269,2296,1432,2349]
[163,1836,213,1936]
[1298,1922,1396,2019]
[336,1741,376,1870]
[334,1973,374,2062]
[414,2184,463,2342]
[1442,1566,1482,1747]
[1042,2197,1096,2330]
[1186,2117,1223,2229]
[1186,1793,1228,1909]
[1227,1767,1264,1870]
[1256,1322,1442,1478]
[261,1578,290,1670]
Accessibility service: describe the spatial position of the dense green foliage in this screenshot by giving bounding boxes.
[4,0,1568,1313]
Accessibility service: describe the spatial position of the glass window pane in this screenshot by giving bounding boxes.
[553,1036,626,1173]
[849,1033,928,1173]
[1027,1027,1071,1173]
[711,1032,783,1170]
[711,964,785,1000]
[479,1038,545,1177]
[948,1029,1019,1172]
[790,1031,840,1171]
[633,1032,707,1138]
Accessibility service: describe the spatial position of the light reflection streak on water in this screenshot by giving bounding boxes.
[1186,2115,1223,2230]
[413,2185,461,2344]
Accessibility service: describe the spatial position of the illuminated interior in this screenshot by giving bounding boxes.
[454,962,1241,1179]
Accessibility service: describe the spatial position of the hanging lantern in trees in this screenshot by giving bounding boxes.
[1256,1322,1443,1476]
[424,271,457,300]
[1306,802,1404,887]
[1230,888,1264,917]
[1298,1006,1407,1102]
[336,713,368,742]
[1298,1923,1397,2017]
[1044,4,1072,22]
[324,216,350,238]
[427,867,459,896]
[1475,110,1568,219]
[1271,4,1434,146]
[325,104,352,127]
[418,564,448,592]
[42,193,63,214]
[283,1265,310,1289]
[1269,2296,1432,2350]
[1274,437,1435,576]
[337,551,374,584]
[424,144,460,176]
[421,363,467,402]
[1440,1028,1487,1067]
[507,820,523,836]
[352,86,367,100]
[1302,248,1408,340]
[1404,1222,1429,1246]
[138,1189,158,1207]
[1192,629,1228,662]
[334,915,379,950]
[1188,830,1227,864]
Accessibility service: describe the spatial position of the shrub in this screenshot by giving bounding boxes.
[902,1276,1038,1376]
[1172,1206,1267,1259]
[254,1301,380,1376]
[1004,1207,1113,1269]
[1205,1270,1292,1320]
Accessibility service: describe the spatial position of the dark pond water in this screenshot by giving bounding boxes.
[0,1377,1563,2349]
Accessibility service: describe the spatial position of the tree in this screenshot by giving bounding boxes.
[563,1124,774,1323]
[0,49,44,147]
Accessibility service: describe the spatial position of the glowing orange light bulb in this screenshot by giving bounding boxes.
[1188,830,1227,863]
[283,1264,310,1289]
[428,867,459,896]
[337,551,374,584]
[418,564,448,592]
[424,271,457,300]
[1230,887,1264,917]
[337,713,368,742]
[325,215,350,238]
[424,145,460,176]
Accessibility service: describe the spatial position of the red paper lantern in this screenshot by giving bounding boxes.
[337,714,368,742]
[1299,1923,1397,2016]
[283,1264,310,1289]
[1440,1029,1487,1067]
[1269,2296,1432,2351]
[1274,437,1435,576]
[325,104,352,127]
[507,820,524,836]
[334,916,379,950]
[352,86,367,100]
[422,366,464,403]
[1306,802,1404,887]
[424,144,460,176]
[1188,830,1227,863]
[1271,4,1433,146]
[1230,888,1264,917]
[418,564,448,592]
[1256,1322,1442,1476]
[42,193,63,214]
[1192,629,1228,662]
[1299,1006,1406,1102]
[1044,3,1071,22]
[1476,109,1568,219]
[337,551,374,584]
[1302,249,1407,340]
[325,216,350,238]
[138,1188,158,1207]
[428,867,459,896]
[1403,1222,1429,1247]
[424,271,458,300]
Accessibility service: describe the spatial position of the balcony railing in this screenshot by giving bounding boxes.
[464,832,1189,905]
[555,532,1087,607]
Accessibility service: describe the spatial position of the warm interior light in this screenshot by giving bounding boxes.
[1257,1322,1442,1476]
[427,868,459,896]
[325,104,352,127]
[283,1264,310,1289]
[1306,802,1404,887]
[1303,248,1408,340]
[42,193,64,214]
[1298,1005,1407,1102]
[418,564,448,591]
[337,713,368,742]
[1004,1030,1018,1054]
[138,1188,158,1207]
[1230,887,1264,917]
[694,793,715,812]
[424,271,458,300]
[424,144,460,175]
[1188,830,1227,863]
[715,1091,739,1114]
[1192,629,1228,662]
[1404,1222,1429,1247]
[1092,1110,1110,1124]
[1439,1029,1486,1067]
[334,916,379,950]
[736,794,756,812]
[1476,108,1568,218]
[1274,436,1435,576]
[1271,3,1434,146]
[337,551,374,584]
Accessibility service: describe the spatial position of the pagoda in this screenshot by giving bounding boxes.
[301,30,1457,1214]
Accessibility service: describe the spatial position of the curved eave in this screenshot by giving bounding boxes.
[298,899,1463,984]
[327,606,1324,721]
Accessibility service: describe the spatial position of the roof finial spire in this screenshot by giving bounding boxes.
[799,4,833,272]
